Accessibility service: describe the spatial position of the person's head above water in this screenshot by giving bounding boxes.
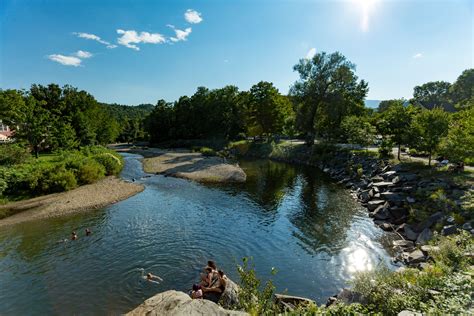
[147,273,152,279]
[207,260,217,270]
[85,228,91,236]
[71,232,77,240]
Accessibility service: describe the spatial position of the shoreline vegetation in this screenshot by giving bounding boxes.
[0,176,143,227]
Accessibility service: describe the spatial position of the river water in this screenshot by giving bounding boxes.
[0,153,396,315]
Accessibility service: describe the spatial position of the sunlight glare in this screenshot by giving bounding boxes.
[354,0,378,32]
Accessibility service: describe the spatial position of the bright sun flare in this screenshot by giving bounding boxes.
[354,0,378,32]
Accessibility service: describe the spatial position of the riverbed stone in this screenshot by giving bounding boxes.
[367,200,386,211]
[442,225,458,236]
[126,290,247,316]
[402,224,419,241]
[420,245,440,254]
[373,205,390,220]
[416,228,433,245]
[335,288,367,305]
[403,249,426,264]
[398,310,422,316]
[393,239,414,248]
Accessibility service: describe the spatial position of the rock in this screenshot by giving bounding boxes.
[389,206,408,223]
[393,240,414,248]
[373,204,390,220]
[398,310,422,316]
[403,249,426,264]
[416,228,433,245]
[403,224,419,241]
[442,225,458,236]
[335,288,367,305]
[380,192,405,202]
[402,174,418,182]
[359,190,371,203]
[406,197,416,204]
[462,222,473,231]
[382,170,397,179]
[415,212,444,232]
[392,176,401,184]
[420,245,440,253]
[367,200,386,211]
[378,222,393,231]
[126,290,247,316]
[372,181,395,188]
[219,277,240,309]
[446,216,455,224]
[371,175,384,183]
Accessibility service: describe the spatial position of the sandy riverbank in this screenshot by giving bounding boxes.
[0,177,144,227]
[120,147,247,183]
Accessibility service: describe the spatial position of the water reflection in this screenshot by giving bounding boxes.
[0,155,396,315]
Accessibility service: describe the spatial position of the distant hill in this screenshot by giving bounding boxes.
[365,100,381,109]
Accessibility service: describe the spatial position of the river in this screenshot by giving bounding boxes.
[0,153,397,315]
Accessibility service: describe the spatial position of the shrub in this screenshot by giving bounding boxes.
[38,165,77,193]
[199,147,216,156]
[0,144,31,165]
[77,159,106,184]
[93,153,122,175]
[378,138,393,158]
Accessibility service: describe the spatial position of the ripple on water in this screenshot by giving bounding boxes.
[0,155,397,315]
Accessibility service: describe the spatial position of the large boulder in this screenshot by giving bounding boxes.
[219,277,240,309]
[126,290,247,316]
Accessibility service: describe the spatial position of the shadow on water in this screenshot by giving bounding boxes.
[0,153,397,315]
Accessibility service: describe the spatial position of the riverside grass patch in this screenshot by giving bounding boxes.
[0,146,123,201]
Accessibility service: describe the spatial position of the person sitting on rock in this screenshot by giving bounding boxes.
[202,270,226,303]
[191,284,203,299]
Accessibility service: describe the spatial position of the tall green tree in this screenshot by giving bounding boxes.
[440,104,474,163]
[377,99,417,160]
[246,81,293,138]
[410,108,450,166]
[411,81,454,112]
[290,51,368,145]
[341,115,376,151]
[450,68,473,109]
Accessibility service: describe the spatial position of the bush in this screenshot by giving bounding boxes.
[38,165,77,193]
[77,159,106,184]
[93,153,123,175]
[199,147,216,156]
[378,138,393,158]
[0,144,31,165]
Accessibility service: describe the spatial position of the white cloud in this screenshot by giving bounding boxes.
[116,29,166,50]
[184,9,203,24]
[74,32,116,49]
[168,25,192,42]
[48,54,82,67]
[75,50,93,58]
[413,53,423,59]
[305,48,316,59]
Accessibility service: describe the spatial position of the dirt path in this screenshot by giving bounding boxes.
[0,177,144,227]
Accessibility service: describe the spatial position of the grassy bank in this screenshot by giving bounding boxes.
[0,145,124,217]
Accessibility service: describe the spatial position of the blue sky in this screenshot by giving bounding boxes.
[1,0,472,105]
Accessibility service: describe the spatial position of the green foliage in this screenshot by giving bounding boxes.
[439,106,474,163]
[236,257,279,315]
[349,232,473,315]
[198,147,216,156]
[77,159,106,184]
[0,144,31,165]
[290,51,368,143]
[0,146,120,200]
[93,153,123,175]
[378,138,394,158]
[409,108,450,165]
[341,115,376,149]
[411,80,454,112]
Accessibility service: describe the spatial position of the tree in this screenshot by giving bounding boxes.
[410,108,450,166]
[440,104,474,163]
[411,81,454,112]
[450,68,474,109]
[246,81,293,138]
[290,51,368,145]
[341,115,376,151]
[377,100,416,160]
[144,99,173,143]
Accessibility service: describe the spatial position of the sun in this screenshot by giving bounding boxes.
[354,0,379,32]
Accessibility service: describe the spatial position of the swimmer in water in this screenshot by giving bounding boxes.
[71,231,78,240]
[85,228,92,236]
[140,270,163,284]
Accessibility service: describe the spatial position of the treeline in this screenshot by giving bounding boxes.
[0,84,151,157]
[0,52,472,165]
